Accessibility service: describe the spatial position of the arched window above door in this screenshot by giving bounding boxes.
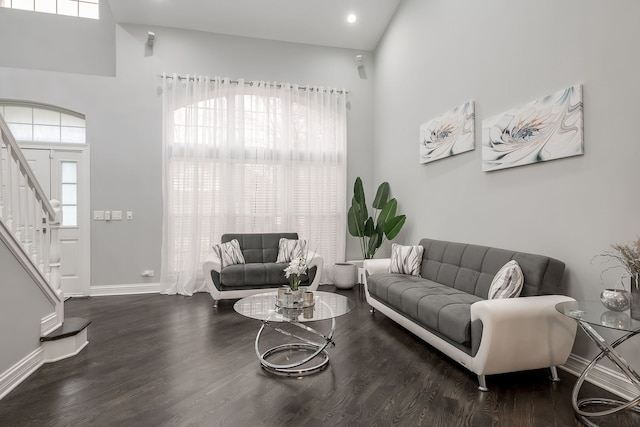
[0,101,86,144]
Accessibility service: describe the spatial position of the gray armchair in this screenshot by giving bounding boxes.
[203,232,323,307]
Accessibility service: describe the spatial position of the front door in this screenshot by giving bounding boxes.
[22,147,90,297]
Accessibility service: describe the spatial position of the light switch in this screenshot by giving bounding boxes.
[112,210,122,221]
[126,211,133,220]
[93,210,104,221]
[104,211,111,221]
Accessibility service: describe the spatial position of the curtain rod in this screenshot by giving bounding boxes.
[159,74,348,94]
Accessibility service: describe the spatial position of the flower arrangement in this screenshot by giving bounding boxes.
[284,256,308,291]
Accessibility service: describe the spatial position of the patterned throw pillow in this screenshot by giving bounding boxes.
[276,238,307,263]
[212,239,246,268]
[488,260,524,299]
[389,243,424,276]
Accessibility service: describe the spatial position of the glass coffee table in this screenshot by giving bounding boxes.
[234,290,355,376]
[556,301,640,427]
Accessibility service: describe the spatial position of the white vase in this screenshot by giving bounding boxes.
[334,262,357,289]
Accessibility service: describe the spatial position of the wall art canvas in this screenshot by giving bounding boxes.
[482,84,583,172]
[419,101,475,164]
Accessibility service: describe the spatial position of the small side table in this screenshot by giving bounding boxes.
[556,301,640,426]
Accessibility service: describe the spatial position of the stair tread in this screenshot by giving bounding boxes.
[41,317,91,342]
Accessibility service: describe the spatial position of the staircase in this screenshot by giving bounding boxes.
[0,114,89,399]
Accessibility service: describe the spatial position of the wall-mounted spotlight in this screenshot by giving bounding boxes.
[147,31,156,47]
[354,54,364,67]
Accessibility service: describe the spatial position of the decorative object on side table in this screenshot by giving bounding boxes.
[347,177,406,260]
[596,236,640,320]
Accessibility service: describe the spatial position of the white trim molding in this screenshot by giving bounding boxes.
[0,347,44,400]
[90,282,160,296]
[560,353,636,401]
[40,312,62,336]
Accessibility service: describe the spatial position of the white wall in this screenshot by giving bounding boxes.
[0,2,115,76]
[374,0,640,360]
[0,10,374,287]
[0,241,54,373]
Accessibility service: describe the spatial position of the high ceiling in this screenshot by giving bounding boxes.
[108,0,402,51]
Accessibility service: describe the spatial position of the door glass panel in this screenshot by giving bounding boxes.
[62,205,77,227]
[62,183,77,204]
[61,161,77,227]
[61,161,77,183]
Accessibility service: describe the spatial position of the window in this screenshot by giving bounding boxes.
[0,103,86,144]
[161,78,347,292]
[0,0,99,19]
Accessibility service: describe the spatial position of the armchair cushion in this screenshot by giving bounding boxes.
[212,239,245,268]
[276,238,307,263]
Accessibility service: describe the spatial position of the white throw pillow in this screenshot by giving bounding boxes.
[276,238,307,263]
[212,239,246,268]
[488,260,524,299]
[389,243,424,276]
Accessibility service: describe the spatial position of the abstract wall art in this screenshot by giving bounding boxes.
[482,84,583,172]
[419,101,475,164]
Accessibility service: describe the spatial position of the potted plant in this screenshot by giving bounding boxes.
[347,177,406,260]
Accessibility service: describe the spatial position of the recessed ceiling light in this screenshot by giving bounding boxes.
[347,14,357,24]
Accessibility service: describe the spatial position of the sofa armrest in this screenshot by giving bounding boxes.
[470,295,577,376]
[306,251,323,291]
[364,258,390,276]
[203,252,222,295]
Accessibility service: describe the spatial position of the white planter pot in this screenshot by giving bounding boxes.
[334,262,357,289]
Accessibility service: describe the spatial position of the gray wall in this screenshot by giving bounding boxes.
[0,1,115,76]
[374,0,640,360]
[0,9,374,286]
[0,241,54,373]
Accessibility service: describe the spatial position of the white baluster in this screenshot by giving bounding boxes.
[48,200,62,297]
[39,213,48,274]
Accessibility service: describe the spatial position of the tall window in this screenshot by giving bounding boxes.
[160,76,347,295]
[0,0,99,19]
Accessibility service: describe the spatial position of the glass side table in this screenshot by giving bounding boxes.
[556,301,640,426]
[234,291,355,376]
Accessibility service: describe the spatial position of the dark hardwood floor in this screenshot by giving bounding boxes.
[0,286,636,426]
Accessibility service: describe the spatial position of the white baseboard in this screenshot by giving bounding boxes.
[90,282,160,296]
[560,353,637,401]
[0,347,44,400]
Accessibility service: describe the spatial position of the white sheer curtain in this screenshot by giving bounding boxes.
[160,74,347,295]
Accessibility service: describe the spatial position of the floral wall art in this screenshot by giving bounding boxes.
[419,101,475,164]
[482,84,583,172]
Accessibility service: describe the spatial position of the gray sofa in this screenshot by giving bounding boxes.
[203,233,323,307]
[364,238,577,391]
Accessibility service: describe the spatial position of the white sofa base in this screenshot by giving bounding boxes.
[363,260,577,391]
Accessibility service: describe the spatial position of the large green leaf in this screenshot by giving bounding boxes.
[353,177,368,219]
[367,231,383,256]
[347,204,363,237]
[372,182,390,209]
[364,218,375,237]
[384,215,406,240]
[377,198,397,227]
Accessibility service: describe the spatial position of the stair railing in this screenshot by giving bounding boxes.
[0,115,63,302]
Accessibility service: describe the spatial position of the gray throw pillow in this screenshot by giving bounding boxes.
[276,238,307,263]
[488,260,524,299]
[389,243,424,276]
[212,239,246,268]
